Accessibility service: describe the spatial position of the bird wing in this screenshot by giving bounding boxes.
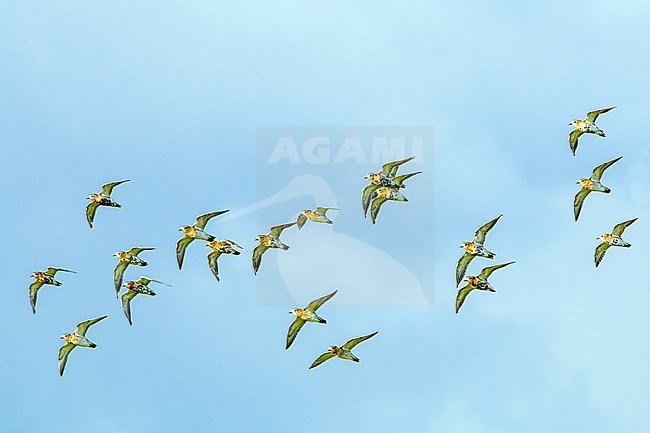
[369,196,388,225]
[75,315,108,336]
[85,202,99,229]
[594,242,611,267]
[296,214,308,230]
[474,214,502,244]
[479,261,515,279]
[392,171,422,187]
[269,222,296,237]
[361,183,380,217]
[569,129,583,156]
[612,218,638,236]
[252,244,269,275]
[113,261,129,296]
[127,246,155,256]
[455,285,474,314]
[101,179,130,195]
[309,351,336,369]
[138,276,170,286]
[342,331,379,349]
[285,318,306,350]
[176,236,194,270]
[380,156,415,176]
[28,280,44,314]
[573,188,592,222]
[207,250,222,281]
[195,210,229,230]
[455,253,475,287]
[121,290,138,325]
[586,106,616,123]
[58,343,76,376]
[591,156,622,181]
[315,206,339,215]
[44,267,76,276]
[306,290,338,311]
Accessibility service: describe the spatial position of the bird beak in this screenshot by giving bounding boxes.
[568,122,573,126]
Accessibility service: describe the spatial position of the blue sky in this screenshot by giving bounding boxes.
[1,1,649,432]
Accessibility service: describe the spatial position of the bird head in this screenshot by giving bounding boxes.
[569,119,580,127]
[328,346,339,354]
[289,308,300,316]
[60,333,70,341]
[577,178,590,186]
[179,226,192,234]
[460,242,473,250]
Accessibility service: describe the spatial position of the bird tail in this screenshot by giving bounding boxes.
[53,280,62,286]
[207,234,216,241]
[604,186,611,193]
[110,201,121,208]
[623,241,631,247]
[597,130,606,137]
[318,318,326,324]
[486,251,495,259]
[89,343,97,348]
[351,354,360,362]
[139,260,148,266]
[232,250,241,256]
[280,244,290,250]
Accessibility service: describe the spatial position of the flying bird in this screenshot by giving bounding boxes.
[296,207,340,229]
[362,171,421,218]
[286,290,337,349]
[58,315,108,376]
[594,218,638,267]
[85,179,130,228]
[28,267,76,314]
[369,186,409,224]
[176,210,229,269]
[568,106,616,155]
[120,277,170,325]
[456,261,515,314]
[309,331,378,369]
[574,156,622,221]
[252,222,296,275]
[456,214,502,287]
[206,239,243,282]
[113,246,155,297]
[365,156,415,184]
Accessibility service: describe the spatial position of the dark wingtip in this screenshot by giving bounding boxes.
[319,319,326,324]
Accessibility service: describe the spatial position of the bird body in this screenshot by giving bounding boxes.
[573,156,622,221]
[58,315,107,376]
[594,218,637,267]
[297,207,340,229]
[85,179,130,228]
[113,247,155,296]
[206,240,243,281]
[28,267,76,314]
[176,210,229,269]
[309,331,378,368]
[568,106,615,155]
[455,261,515,313]
[286,290,338,349]
[252,222,296,275]
[120,277,168,325]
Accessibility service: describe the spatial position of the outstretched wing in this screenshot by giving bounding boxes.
[380,156,415,177]
[269,222,296,237]
[286,318,306,350]
[44,267,76,276]
[207,250,222,281]
[75,315,108,336]
[127,246,155,256]
[479,261,515,279]
[309,352,336,369]
[392,171,422,187]
[594,242,611,267]
[361,183,380,218]
[315,206,339,215]
[113,261,129,297]
[370,196,388,225]
[176,236,194,270]
[586,106,616,123]
[591,156,622,181]
[120,290,138,325]
[342,331,379,350]
[612,218,638,236]
[455,253,475,287]
[58,343,76,376]
[296,214,308,230]
[573,188,591,222]
[455,285,474,314]
[195,210,229,230]
[252,244,269,275]
[569,129,583,156]
[306,290,338,311]
[28,280,44,314]
[138,276,170,286]
[85,202,99,228]
[474,214,502,244]
[101,179,130,195]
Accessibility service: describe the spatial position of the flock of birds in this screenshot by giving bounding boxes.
[28,107,638,375]
[28,156,421,375]
[453,105,638,313]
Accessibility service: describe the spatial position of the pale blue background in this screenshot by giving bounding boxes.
[1,1,649,432]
